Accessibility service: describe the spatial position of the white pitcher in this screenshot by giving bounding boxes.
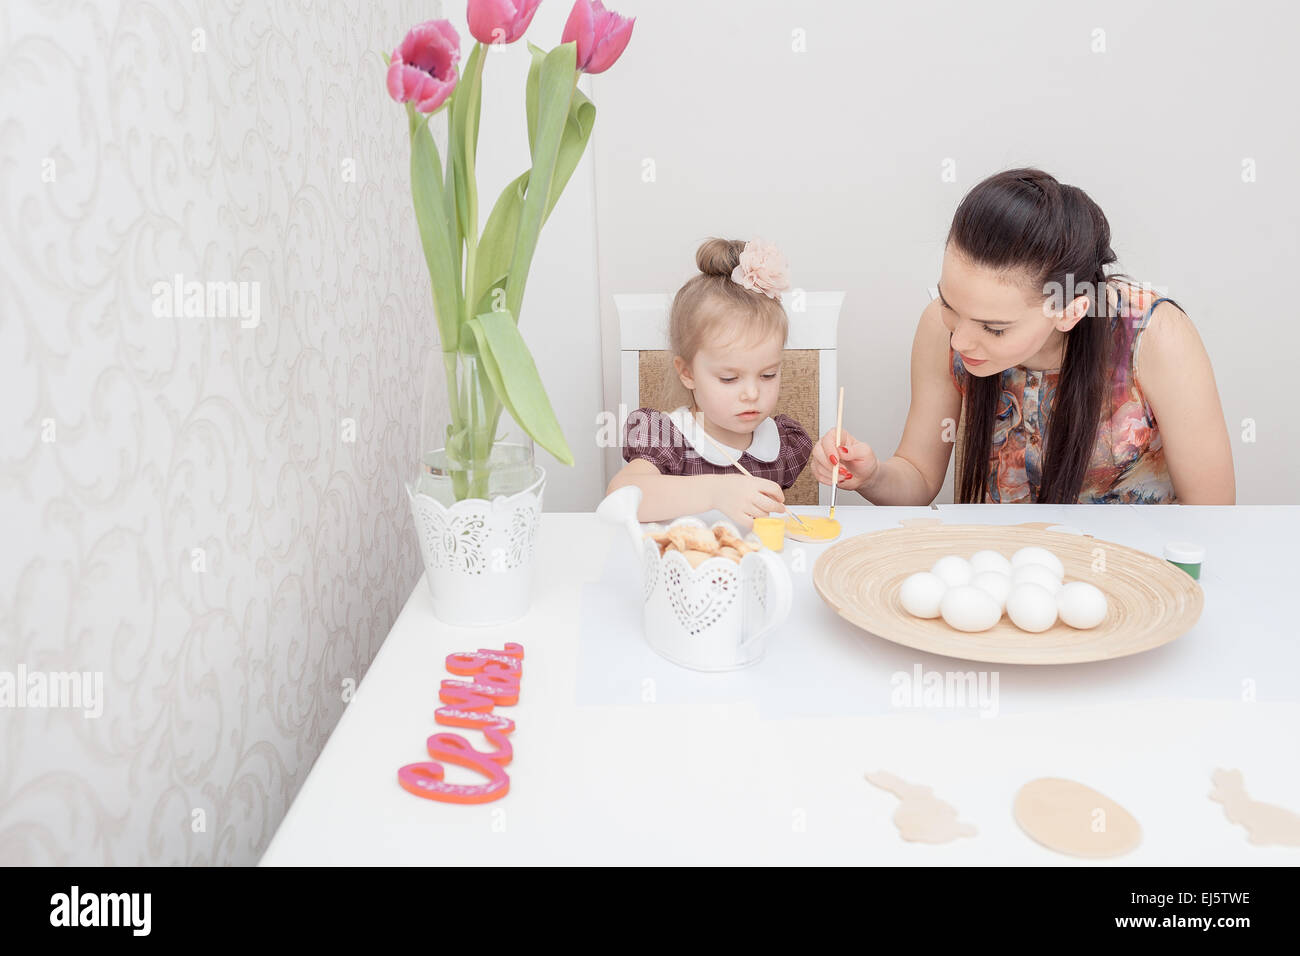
[597,486,793,671]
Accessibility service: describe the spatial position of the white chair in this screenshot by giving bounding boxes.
[613,291,844,506]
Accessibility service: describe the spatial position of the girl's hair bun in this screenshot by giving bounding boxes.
[695,238,746,277]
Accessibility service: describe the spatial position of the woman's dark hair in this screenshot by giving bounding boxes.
[948,168,1117,504]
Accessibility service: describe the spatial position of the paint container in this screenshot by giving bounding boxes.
[1164,542,1205,580]
[752,517,785,552]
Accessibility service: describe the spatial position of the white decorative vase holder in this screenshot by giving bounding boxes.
[407,465,546,626]
[598,486,793,671]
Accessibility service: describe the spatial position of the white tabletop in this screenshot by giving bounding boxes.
[261,504,1300,865]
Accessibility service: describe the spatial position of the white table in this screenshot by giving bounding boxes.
[261,504,1300,865]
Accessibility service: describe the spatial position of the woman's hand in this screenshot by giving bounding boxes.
[811,428,879,492]
[711,474,786,526]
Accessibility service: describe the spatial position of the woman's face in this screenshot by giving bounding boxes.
[675,328,785,434]
[937,246,1084,376]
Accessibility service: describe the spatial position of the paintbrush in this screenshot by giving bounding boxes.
[829,386,845,521]
[691,410,813,532]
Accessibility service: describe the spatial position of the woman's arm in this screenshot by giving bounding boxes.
[1135,302,1236,504]
[850,298,964,505]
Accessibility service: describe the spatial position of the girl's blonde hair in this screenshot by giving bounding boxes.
[657,237,789,410]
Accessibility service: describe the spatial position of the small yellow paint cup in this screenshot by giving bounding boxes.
[752,517,785,552]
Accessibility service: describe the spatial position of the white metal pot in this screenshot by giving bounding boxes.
[597,486,794,671]
[407,465,546,626]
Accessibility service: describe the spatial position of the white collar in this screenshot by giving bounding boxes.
[666,406,780,464]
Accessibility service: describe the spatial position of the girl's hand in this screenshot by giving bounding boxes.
[811,428,878,492]
[712,474,786,526]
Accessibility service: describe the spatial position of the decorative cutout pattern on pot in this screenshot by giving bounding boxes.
[407,466,547,627]
[642,538,660,602]
[505,508,538,569]
[662,553,739,636]
[411,492,540,575]
[749,559,768,615]
[431,513,489,573]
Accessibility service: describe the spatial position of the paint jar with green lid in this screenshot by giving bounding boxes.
[1164,542,1205,580]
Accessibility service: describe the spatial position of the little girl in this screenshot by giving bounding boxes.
[606,237,814,527]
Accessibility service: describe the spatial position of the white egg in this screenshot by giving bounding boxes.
[939,586,1002,633]
[899,572,947,619]
[1006,583,1059,633]
[1012,563,1063,595]
[1058,581,1108,629]
[969,549,1013,576]
[930,555,973,588]
[1011,546,1065,580]
[970,570,1012,611]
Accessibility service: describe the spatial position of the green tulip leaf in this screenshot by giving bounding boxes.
[466,309,574,466]
[472,169,529,313]
[449,42,485,245]
[525,42,546,154]
[505,42,576,323]
[407,105,462,350]
[547,84,595,218]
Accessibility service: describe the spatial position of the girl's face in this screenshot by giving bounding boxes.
[674,328,785,434]
[937,246,1087,376]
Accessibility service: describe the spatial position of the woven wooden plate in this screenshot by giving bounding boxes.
[812,519,1203,665]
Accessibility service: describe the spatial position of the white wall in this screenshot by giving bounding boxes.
[0,0,436,864]
[589,0,1299,505]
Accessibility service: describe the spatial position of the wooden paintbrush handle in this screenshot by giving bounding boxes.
[830,386,845,500]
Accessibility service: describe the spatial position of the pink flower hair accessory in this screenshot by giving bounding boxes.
[731,239,791,301]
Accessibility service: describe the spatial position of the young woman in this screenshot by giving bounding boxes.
[813,168,1235,505]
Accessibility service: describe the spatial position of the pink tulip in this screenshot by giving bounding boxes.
[468,0,543,45]
[561,0,634,74]
[387,20,461,113]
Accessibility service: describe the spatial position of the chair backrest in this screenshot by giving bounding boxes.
[614,291,844,506]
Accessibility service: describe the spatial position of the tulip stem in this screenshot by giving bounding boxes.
[462,43,487,334]
[460,43,494,497]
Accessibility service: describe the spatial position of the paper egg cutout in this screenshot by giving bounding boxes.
[1014,778,1141,858]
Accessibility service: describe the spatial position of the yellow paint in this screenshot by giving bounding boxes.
[784,515,841,541]
[752,517,785,551]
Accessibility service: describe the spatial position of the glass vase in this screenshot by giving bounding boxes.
[412,349,537,505]
[406,347,547,626]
